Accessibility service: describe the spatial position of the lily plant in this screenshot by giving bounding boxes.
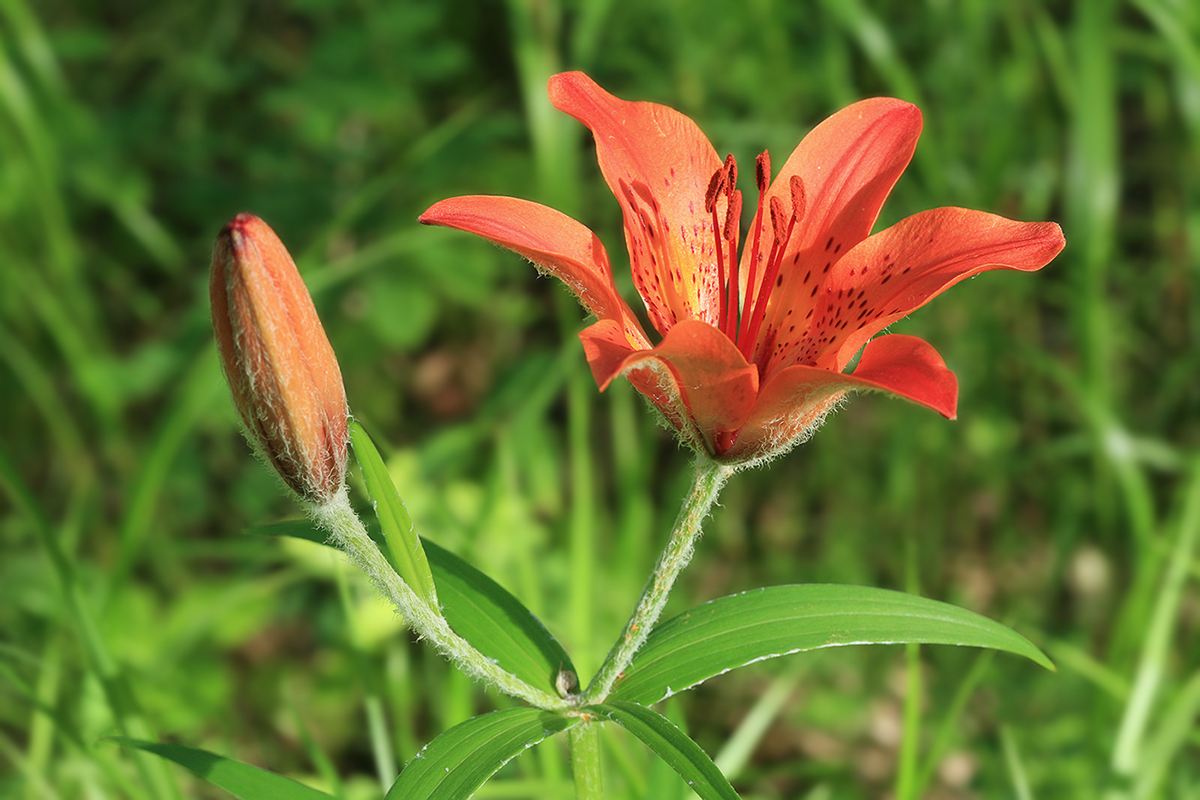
[127,73,1064,800]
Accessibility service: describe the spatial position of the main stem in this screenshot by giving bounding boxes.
[582,457,733,704]
[568,723,603,800]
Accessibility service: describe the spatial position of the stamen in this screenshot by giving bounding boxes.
[723,189,742,339]
[723,190,742,241]
[769,196,788,242]
[704,169,725,214]
[707,166,728,332]
[755,150,771,194]
[742,175,806,361]
[789,174,806,221]
[735,150,772,347]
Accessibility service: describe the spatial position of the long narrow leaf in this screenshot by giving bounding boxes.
[349,420,439,609]
[247,522,574,695]
[110,739,333,800]
[586,702,740,800]
[423,538,576,695]
[385,708,576,800]
[610,585,1053,705]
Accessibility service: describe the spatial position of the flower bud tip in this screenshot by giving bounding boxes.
[210,214,349,505]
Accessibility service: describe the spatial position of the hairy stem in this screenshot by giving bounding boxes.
[582,457,733,704]
[311,491,568,711]
[568,722,603,799]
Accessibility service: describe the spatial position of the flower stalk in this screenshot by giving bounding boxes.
[568,723,603,800]
[311,491,568,711]
[582,457,734,704]
[210,214,564,711]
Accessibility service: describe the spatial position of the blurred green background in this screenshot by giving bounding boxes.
[2,0,1198,797]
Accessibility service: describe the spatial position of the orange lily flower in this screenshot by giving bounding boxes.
[421,72,1065,465]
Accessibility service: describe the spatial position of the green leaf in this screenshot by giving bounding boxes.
[586,702,740,800]
[610,585,1054,705]
[349,420,439,610]
[423,538,576,695]
[385,708,577,800]
[246,522,575,695]
[109,738,334,800]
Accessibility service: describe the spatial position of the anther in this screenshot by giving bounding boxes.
[707,165,729,332]
[789,175,806,221]
[723,154,737,195]
[723,190,743,241]
[769,196,788,246]
[704,169,725,214]
[755,150,771,194]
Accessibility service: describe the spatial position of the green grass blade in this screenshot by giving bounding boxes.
[586,702,740,800]
[247,522,575,695]
[109,739,334,800]
[384,708,576,800]
[348,420,439,609]
[1133,671,1200,800]
[609,585,1053,705]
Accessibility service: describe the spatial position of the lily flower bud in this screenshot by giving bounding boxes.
[210,213,349,505]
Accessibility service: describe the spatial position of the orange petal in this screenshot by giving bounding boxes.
[420,196,648,344]
[803,208,1065,370]
[727,334,956,462]
[580,319,760,450]
[550,72,724,332]
[723,363,849,464]
[578,318,643,390]
[846,334,958,418]
[746,99,922,365]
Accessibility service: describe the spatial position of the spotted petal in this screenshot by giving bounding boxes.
[726,334,956,462]
[746,99,923,369]
[580,319,759,454]
[550,72,725,334]
[803,208,1065,371]
[420,196,648,345]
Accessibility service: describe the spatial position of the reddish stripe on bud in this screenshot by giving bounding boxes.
[210,214,349,505]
